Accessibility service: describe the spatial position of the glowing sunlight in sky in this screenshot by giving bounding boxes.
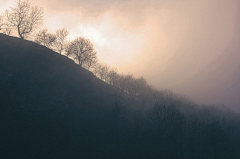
[64,12,148,66]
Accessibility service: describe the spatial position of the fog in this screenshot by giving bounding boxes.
[1,0,240,111]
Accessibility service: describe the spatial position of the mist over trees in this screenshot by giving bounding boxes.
[1,0,150,93]
[1,1,240,159]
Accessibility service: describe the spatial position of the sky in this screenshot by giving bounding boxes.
[1,0,240,112]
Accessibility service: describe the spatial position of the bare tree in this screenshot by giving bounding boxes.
[134,77,147,98]
[64,40,72,57]
[108,68,119,85]
[116,74,127,91]
[95,63,110,82]
[91,61,100,76]
[125,74,136,95]
[34,29,56,49]
[55,28,69,54]
[83,58,98,71]
[4,0,43,39]
[0,14,12,35]
[66,37,97,67]
[115,74,135,94]
[0,15,4,31]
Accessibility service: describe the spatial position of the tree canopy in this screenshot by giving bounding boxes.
[34,29,56,49]
[4,0,43,39]
[66,37,97,67]
[55,28,69,54]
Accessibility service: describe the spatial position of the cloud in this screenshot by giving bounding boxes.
[116,0,240,110]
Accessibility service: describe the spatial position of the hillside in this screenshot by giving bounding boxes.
[0,33,131,158]
[0,33,126,111]
[0,33,240,159]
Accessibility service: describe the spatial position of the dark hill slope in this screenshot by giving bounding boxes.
[1,34,240,159]
[0,33,125,112]
[0,34,132,159]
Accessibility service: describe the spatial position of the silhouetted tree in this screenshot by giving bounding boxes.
[116,74,127,92]
[0,14,12,35]
[64,40,72,57]
[124,74,135,95]
[66,37,97,67]
[4,0,43,39]
[108,68,119,85]
[34,29,56,49]
[55,28,69,54]
[83,58,98,71]
[96,63,110,82]
[0,15,4,31]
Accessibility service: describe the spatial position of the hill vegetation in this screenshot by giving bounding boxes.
[1,33,240,159]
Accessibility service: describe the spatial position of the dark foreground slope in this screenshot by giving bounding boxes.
[0,33,124,112]
[1,34,240,159]
[0,34,131,159]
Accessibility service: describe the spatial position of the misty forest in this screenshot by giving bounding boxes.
[1,0,240,159]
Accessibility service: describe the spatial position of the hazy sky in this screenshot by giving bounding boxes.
[1,0,240,111]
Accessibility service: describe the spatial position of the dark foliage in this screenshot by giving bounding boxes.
[0,33,240,159]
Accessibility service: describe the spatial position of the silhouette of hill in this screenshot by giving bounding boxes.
[0,33,131,158]
[0,33,240,159]
[0,33,126,111]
